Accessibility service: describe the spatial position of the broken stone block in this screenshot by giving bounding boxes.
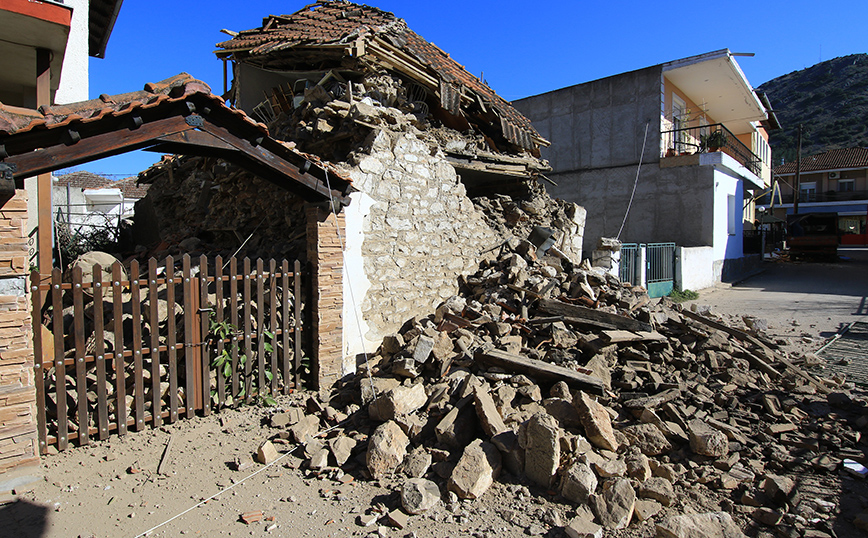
[473,386,507,437]
[448,439,502,499]
[633,499,662,521]
[432,331,454,361]
[413,335,435,363]
[435,401,477,449]
[401,478,441,514]
[763,473,795,506]
[491,430,524,477]
[517,384,542,402]
[289,415,320,444]
[387,509,409,529]
[544,398,581,429]
[688,419,728,458]
[574,392,619,452]
[499,335,523,355]
[752,507,783,526]
[257,441,279,465]
[551,321,578,348]
[560,461,597,504]
[366,421,409,480]
[592,458,627,479]
[360,377,401,406]
[550,381,572,400]
[622,423,672,456]
[369,383,427,422]
[639,477,674,506]
[520,412,560,488]
[309,447,330,470]
[401,446,432,478]
[656,511,747,538]
[564,515,603,538]
[590,478,636,530]
[625,449,651,481]
[329,436,357,467]
[392,358,421,378]
[380,333,405,356]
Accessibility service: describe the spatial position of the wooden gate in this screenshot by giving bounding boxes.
[30,254,307,454]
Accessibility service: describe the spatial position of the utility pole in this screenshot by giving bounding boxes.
[793,124,802,216]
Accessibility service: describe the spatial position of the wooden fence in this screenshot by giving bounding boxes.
[30,254,307,454]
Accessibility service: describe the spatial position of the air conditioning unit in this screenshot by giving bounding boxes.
[829,171,840,179]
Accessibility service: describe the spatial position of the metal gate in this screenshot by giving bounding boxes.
[30,254,307,453]
[619,243,640,285]
[646,242,675,298]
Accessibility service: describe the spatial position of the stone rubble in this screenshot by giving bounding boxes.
[244,243,865,537]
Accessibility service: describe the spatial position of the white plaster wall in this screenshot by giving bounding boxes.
[676,246,714,291]
[342,191,377,376]
[54,0,89,104]
[711,169,741,262]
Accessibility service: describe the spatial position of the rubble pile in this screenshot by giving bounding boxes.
[258,243,866,537]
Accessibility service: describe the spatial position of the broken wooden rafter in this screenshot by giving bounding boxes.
[475,345,605,396]
[537,298,653,334]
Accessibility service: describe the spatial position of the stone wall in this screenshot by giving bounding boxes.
[0,191,38,480]
[343,130,500,341]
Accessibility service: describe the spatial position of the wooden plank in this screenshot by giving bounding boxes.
[165,256,179,423]
[130,260,145,431]
[112,263,127,436]
[157,434,176,475]
[92,264,109,441]
[269,259,278,396]
[148,258,162,428]
[30,270,48,455]
[71,267,88,446]
[537,298,653,333]
[281,260,291,393]
[474,346,605,396]
[182,255,195,417]
[293,260,302,391]
[230,257,240,402]
[256,258,266,397]
[215,256,225,407]
[199,255,210,416]
[243,257,253,403]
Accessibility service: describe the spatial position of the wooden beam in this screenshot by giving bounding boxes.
[475,345,605,396]
[36,48,52,283]
[537,298,653,333]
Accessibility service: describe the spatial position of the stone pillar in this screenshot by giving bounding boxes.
[306,204,344,394]
[0,191,39,488]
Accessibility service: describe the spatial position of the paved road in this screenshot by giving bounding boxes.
[687,247,868,353]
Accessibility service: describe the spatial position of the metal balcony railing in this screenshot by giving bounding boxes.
[756,189,868,205]
[661,123,762,176]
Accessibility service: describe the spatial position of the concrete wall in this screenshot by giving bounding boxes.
[545,163,715,255]
[676,246,714,291]
[54,0,89,104]
[342,130,499,364]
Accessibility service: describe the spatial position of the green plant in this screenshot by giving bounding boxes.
[702,130,727,151]
[668,288,699,303]
[208,315,278,406]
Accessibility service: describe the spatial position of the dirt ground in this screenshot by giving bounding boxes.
[3,251,868,538]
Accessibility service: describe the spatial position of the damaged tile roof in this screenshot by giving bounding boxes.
[55,171,150,199]
[215,0,547,152]
[775,147,868,174]
[0,73,263,137]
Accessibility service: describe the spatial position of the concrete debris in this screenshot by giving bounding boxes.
[590,477,635,530]
[656,512,747,538]
[400,478,441,515]
[447,439,502,499]
[366,421,409,480]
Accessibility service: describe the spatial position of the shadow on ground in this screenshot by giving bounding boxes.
[0,498,50,538]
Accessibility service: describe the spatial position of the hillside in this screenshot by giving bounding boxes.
[758,53,868,164]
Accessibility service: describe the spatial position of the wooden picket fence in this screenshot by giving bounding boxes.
[30,254,307,454]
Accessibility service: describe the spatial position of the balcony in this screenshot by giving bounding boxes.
[756,189,868,206]
[660,123,761,177]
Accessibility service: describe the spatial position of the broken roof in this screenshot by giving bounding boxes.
[55,171,149,199]
[215,0,548,153]
[775,147,868,175]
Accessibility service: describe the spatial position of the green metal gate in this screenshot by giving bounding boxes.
[646,242,675,298]
[619,243,640,285]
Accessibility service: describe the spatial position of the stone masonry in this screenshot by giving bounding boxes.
[0,191,38,479]
[344,130,499,340]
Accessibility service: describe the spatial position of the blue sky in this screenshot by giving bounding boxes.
[68,0,868,178]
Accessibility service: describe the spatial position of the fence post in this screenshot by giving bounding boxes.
[638,244,648,290]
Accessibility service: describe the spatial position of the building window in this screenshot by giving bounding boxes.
[727,195,736,235]
[839,179,855,192]
[800,182,816,202]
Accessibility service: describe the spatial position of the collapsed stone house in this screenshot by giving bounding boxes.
[132,0,587,390]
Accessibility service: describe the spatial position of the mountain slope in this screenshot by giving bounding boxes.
[758,53,868,164]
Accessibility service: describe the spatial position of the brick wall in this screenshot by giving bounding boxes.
[306,205,344,393]
[0,191,38,477]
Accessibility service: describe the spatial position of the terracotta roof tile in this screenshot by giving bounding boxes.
[775,147,868,174]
